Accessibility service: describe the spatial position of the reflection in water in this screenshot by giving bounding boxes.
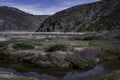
[0,64,105,80]
[0,67,56,80]
[63,65,104,80]
[0,59,120,80]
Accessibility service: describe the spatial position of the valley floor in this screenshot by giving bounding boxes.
[0,31,120,80]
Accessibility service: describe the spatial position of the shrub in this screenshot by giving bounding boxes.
[69,35,104,41]
[74,59,95,70]
[0,50,11,60]
[99,49,114,60]
[13,42,35,50]
[46,44,68,52]
[83,36,103,41]
[74,20,81,25]
[76,61,86,69]
[0,41,9,47]
[69,37,83,41]
[86,59,96,67]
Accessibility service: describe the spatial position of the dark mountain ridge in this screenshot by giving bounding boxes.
[0,6,48,31]
[37,0,120,32]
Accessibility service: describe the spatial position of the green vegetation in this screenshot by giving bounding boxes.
[72,59,96,69]
[0,74,38,80]
[13,42,35,50]
[0,36,120,80]
[0,49,11,60]
[0,36,120,70]
[74,20,81,26]
[69,37,83,41]
[89,39,120,61]
[89,5,120,31]
[80,70,120,80]
[37,0,120,32]
[45,43,68,52]
[0,77,38,80]
[0,41,10,47]
[69,35,105,41]
[99,49,118,61]
[82,36,104,41]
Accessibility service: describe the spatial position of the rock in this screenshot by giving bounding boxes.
[37,0,120,32]
[74,47,85,52]
[0,6,49,31]
[0,72,38,80]
[0,72,16,78]
[0,38,7,41]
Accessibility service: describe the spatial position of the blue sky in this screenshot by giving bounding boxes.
[0,0,100,15]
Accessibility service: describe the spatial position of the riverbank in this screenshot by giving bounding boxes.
[0,59,120,80]
[0,34,120,79]
[0,40,109,68]
[81,70,120,80]
[0,72,38,80]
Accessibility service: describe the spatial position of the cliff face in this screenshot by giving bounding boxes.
[0,6,48,31]
[37,0,120,32]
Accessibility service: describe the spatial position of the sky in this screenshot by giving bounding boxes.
[0,0,100,15]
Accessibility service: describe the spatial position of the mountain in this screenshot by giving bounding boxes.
[0,6,48,31]
[37,0,120,32]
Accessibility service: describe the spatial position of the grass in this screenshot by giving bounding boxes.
[0,49,11,60]
[0,41,10,47]
[0,37,120,70]
[89,39,120,61]
[68,35,106,41]
[12,77,38,80]
[0,33,120,80]
[82,36,104,41]
[68,37,83,41]
[71,59,96,70]
[13,42,35,50]
[45,43,68,52]
[80,70,120,80]
[0,76,38,80]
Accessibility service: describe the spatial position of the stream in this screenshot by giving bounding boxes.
[0,59,120,80]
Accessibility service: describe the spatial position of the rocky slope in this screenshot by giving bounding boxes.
[37,0,120,32]
[0,6,48,31]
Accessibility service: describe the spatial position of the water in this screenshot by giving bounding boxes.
[0,59,120,80]
[0,64,104,80]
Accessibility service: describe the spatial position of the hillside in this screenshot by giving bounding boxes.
[37,0,120,32]
[0,6,48,31]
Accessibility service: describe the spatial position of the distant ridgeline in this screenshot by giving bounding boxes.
[0,6,49,31]
[0,0,120,32]
[37,0,120,32]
